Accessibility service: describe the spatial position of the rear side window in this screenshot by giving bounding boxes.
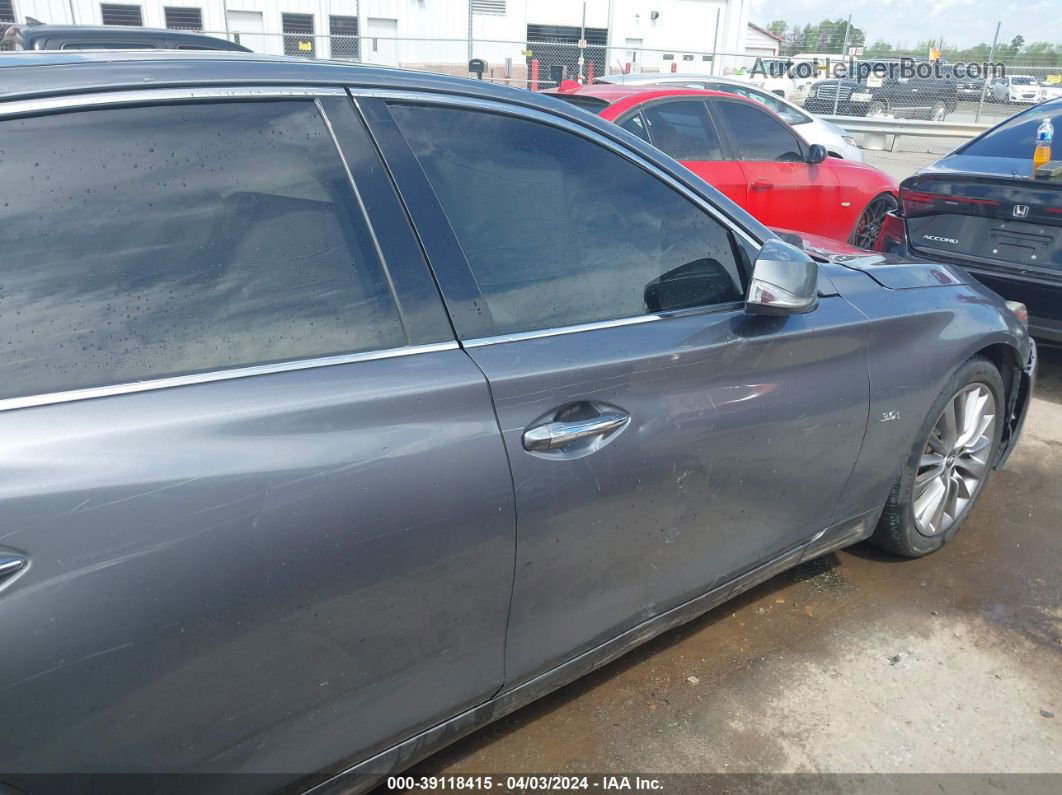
[641,100,723,161]
[0,101,404,400]
[619,112,650,142]
[713,100,804,162]
[389,103,745,335]
[961,104,1062,159]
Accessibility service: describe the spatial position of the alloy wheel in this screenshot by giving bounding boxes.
[913,383,996,537]
[851,195,896,249]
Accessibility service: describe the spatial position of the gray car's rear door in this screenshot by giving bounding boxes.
[364,95,869,687]
[0,91,515,785]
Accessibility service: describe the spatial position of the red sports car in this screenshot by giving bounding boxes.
[547,84,898,248]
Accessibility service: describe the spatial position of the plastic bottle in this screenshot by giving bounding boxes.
[1033,117,1054,172]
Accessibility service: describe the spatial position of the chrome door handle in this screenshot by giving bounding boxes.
[523,411,630,452]
[0,555,26,579]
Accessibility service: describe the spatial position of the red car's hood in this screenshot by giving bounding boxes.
[770,227,975,290]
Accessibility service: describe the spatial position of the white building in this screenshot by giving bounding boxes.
[5,0,759,80]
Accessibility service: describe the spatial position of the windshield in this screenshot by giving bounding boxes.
[960,103,1061,158]
[1012,77,1036,85]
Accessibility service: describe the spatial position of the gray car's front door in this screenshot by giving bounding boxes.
[375,98,870,686]
[0,93,515,782]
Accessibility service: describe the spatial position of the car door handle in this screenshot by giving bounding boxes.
[751,179,774,192]
[0,555,26,580]
[523,410,630,452]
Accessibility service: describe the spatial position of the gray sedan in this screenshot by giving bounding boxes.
[0,52,1035,794]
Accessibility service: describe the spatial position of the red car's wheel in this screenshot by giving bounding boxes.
[850,193,898,249]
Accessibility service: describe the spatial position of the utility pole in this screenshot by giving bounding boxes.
[976,21,1001,123]
[833,14,852,115]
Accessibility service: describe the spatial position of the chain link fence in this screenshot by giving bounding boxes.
[84,25,1062,126]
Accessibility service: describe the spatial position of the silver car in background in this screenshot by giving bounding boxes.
[594,72,863,161]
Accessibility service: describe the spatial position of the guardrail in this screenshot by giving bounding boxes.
[819,115,992,152]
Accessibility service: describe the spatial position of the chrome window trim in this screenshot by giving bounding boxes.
[349,88,765,252]
[0,342,460,414]
[0,86,348,118]
[463,314,661,347]
[463,301,745,348]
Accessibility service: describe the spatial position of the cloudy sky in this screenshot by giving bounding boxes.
[749,0,1062,50]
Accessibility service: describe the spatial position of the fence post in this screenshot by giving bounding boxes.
[976,21,1001,123]
[530,58,539,92]
[587,61,595,82]
[833,15,851,116]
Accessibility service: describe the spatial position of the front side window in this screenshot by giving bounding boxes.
[0,101,404,400]
[713,100,805,162]
[640,100,723,161]
[389,104,746,336]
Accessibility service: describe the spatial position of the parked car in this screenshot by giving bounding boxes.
[1039,81,1062,102]
[956,77,985,100]
[989,75,1043,104]
[0,21,250,51]
[593,72,862,160]
[727,57,816,103]
[0,51,1035,795]
[875,98,1062,342]
[549,84,895,246]
[804,59,959,120]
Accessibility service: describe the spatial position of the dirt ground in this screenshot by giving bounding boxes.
[407,352,1062,781]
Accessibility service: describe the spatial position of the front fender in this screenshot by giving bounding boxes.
[828,277,1029,521]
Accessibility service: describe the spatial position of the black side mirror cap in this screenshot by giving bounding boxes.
[807,143,828,165]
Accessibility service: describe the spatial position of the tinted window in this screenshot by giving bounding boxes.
[619,112,650,142]
[0,101,404,400]
[714,101,804,162]
[390,104,745,335]
[642,100,723,160]
[962,104,1062,159]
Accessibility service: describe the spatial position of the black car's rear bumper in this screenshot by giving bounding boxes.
[996,339,1037,470]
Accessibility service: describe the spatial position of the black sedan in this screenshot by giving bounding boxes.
[875,99,1062,342]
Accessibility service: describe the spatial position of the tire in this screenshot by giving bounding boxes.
[849,193,898,250]
[926,100,947,121]
[870,357,1004,558]
[866,100,888,118]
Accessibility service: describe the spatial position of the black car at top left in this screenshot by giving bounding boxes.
[1,21,250,51]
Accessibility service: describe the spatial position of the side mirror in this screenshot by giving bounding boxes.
[745,239,819,316]
[807,143,828,165]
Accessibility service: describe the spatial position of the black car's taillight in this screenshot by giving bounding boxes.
[901,188,1000,218]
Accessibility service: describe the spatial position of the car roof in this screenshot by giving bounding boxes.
[544,83,763,121]
[0,50,567,102]
[14,24,249,50]
[595,72,716,84]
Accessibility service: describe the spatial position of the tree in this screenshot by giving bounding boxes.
[768,20,787,37]
[866,40,894,58]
